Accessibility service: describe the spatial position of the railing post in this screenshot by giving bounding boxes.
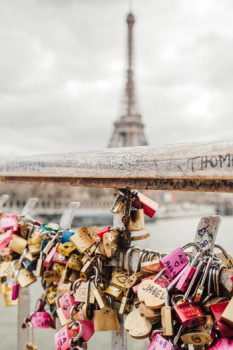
[112,200,128,350]
[17,287,30,350]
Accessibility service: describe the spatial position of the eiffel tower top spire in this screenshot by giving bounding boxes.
[108,12,148,148]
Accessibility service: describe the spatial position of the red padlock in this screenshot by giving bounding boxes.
[97,227,111,240]
[172,295,206,328]
[209,302,233,338]
[133,192,158,218]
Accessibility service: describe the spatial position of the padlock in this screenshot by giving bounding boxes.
[52,249,68,265]
[171,294,206,328]
[43,270,60,284]
[124,248,146,289]
[128,208,145,231]
[214,243,233,269]
[54,324,75,350]
[17,268,37,288]
[111,192,125,214]
[103,229,120,258]
[90,273,108,311]
[94,306,120,331]
[69,271,79,284]
[209,301,233,338]
[41,222,59,232]
[80,257,95,281]
[28,244,41,256]
[137,268,166,309]
[58,242,76,257]
[194,254,213,303]
[141,254,162,274]
[1,214,18,230]
[161,287,173,336]
[73,279,95,304]
[57,281,72,295]
[160,243,191,281]
[72,316,94,342]
[104,284,123,301]
[44,245,57,268]
[203,296,228,313]
[58,291,78,319]
[133,273,170,293]
[61,229,74,243]
[2,283,18,306]
[0,229,13,250]
[181,315,214,345]
[46,285,57,305]
[176,250,202,292]
[67,254,82,271]
[221,297,233,327]
[81,280,93,322]
[124,309,152,339]
[206,338,233,349]
[34,252,44,277]
[0,261,13,277]
[148,333,173,350]
[97,226,111,240]
[133,192,158,218]
[31,311,51,328]
[8,234,27,255]
[70,227,96,254]
[11,260,20,300]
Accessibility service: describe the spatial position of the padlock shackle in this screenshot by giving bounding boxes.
[126,246,141,275]
[183,259,204,301]
[216,264,226,297]
[214,243,230,259]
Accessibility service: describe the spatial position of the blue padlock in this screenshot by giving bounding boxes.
[61,230,74,243]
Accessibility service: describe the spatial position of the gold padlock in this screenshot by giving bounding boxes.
[128,208,145,231]
[28,244,41,256]
[57,281,71,295]
[80,257,96,281]
[70,227,96,254]
[0,261,13,278]
[8,234,27,255]
[103,230,120,258]
[43,270,60,284]
[74,281,95,304]
[104,285,123,301]
[67,254,82,271]
[58,242,76,257]
[2,283,18,306]
[94,307,120,331]
[181,315,214,345]
[46,285,57,305]
[17,268,37,288]
[26,343,37,350]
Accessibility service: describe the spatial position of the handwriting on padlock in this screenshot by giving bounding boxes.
[148,333,172,350]
[55,325,74,350]
[138,280,165,309]
[160,248,189,280]
[31,312,50,328]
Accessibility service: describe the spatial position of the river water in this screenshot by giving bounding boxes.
[1,216,233,349]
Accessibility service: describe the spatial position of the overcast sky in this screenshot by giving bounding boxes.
[1,0,233,157]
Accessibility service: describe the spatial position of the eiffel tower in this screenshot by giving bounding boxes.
[108,12,148,148]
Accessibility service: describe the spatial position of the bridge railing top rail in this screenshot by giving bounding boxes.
[0,140,233,192]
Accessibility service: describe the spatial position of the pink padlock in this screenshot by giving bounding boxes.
[176,251,201,292]
[31,311,51,328]
[58,292,77,319]
[52,249,68,265]
[0,229,13,250]
[0,247,13,256]
[12,282,20,300]
[97,227,111,240]
[148,333,172,350]
[1,215,18,230]
[75,315,94,342]
[207,338,233,349]
[55,325,74,350]
[160,246,189,281]
[44,245,57,268]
